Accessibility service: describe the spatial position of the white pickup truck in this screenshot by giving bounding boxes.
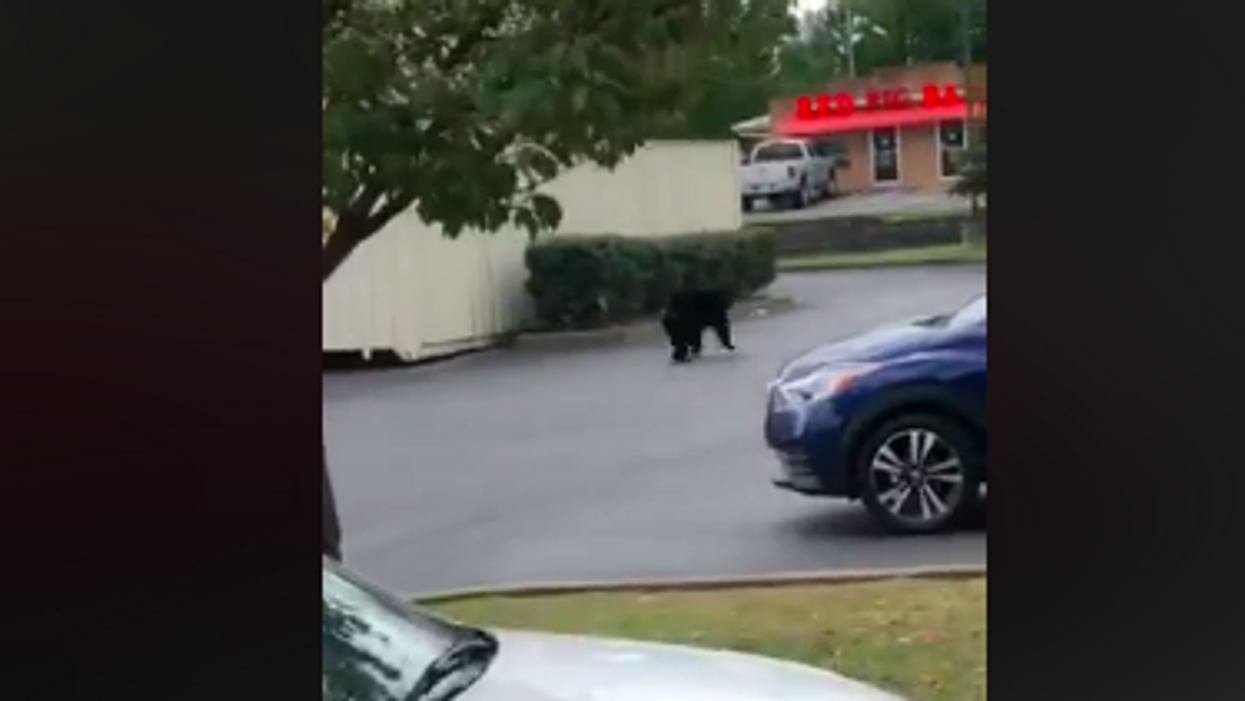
[738,139,836,212]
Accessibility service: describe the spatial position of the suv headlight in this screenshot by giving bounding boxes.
[779,363,880,402]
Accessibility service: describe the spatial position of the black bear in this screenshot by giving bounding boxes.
[660,288,736,363]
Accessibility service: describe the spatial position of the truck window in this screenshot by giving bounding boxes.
[808,139,843,159]
[752,143,805,162]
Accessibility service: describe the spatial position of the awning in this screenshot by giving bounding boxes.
[774,102,968,137]
[731,114,771,135]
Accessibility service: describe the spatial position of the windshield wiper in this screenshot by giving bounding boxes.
[406,628,499,701]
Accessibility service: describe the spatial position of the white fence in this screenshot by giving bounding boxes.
[322,140,743,360]
[548,140,742,237]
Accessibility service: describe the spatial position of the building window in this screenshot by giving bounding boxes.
[871,128,900,183]
[938,120,967,178]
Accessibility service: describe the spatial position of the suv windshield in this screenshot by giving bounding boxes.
[752,142,804,162]
[323,561,475,701]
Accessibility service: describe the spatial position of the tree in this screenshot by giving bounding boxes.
[951,126,985,200]
[645,0,798,139]
[323,0,746,281]
[967,0,987,63]
[774,0,965,94]
[829,0,986,72]
[951,125,985,244]
[850,0,959,66]
[775,7,860,94]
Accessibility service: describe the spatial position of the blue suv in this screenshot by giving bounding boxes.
[764,295,986,534]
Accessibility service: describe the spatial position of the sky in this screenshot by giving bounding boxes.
[795,0,831,14]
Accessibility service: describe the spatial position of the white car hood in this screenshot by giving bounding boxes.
[458,629,904,701]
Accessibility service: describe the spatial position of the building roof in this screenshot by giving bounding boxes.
[730,114,771,136]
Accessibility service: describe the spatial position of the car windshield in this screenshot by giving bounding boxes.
[323,560,474,701]
[948,295,986,327]
[752,142,803,162]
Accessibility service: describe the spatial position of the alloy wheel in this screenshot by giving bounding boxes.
[867,428,966,527]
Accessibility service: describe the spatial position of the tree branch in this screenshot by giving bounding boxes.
[323,228,363,282]
[367,192,417,232]
[323,187,419,283]
[324,186,387,282]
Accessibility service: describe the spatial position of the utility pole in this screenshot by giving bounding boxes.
[960,0,972,72]
[845,6,857,78]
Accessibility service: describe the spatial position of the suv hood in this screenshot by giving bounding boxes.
[779,318,937,381]
[459,629,902,701]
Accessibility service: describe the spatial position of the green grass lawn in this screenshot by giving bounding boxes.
[778,240,986,272]
[431,577,987,701]
[878,208,972,224]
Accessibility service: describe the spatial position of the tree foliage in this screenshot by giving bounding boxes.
[776,7,859,94]
[645,0,797,139]
[322,0,756,281]
[843,0,986,68]
[778,0,986,90]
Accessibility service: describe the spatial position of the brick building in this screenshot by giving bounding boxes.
[768,62,986,195]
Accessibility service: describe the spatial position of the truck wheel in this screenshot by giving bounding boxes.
[789,181,808,209]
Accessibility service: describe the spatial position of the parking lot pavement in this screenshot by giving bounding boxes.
[744,189,969,225]
[324,266,987,594]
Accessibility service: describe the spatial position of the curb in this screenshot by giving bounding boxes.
[777,259,986,274]
[414,563,986,605]
[510,295,799,353]
[323,341,502,374]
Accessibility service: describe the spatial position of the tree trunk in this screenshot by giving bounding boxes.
[323,445,343,561]
[960,212,986,246]
[323,223,367,283]
[323,195,413,282]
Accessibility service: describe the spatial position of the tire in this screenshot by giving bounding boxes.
[741,196,754,213]
[854,412,983,535]
[789,180,808,209]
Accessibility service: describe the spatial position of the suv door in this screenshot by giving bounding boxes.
[957,323,987,430]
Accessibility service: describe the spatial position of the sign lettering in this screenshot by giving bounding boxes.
[794,82,966,120]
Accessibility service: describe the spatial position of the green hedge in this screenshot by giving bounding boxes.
[524,228,777,330]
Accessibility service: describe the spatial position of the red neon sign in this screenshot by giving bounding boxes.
[795,82,965,120]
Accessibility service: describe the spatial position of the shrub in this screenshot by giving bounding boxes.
[951,127,987,200]
[524,228,777,330]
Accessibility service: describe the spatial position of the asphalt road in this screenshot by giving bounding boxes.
[324,267,987,595]
[744,189,968,224]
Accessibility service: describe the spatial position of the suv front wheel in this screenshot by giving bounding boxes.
[854,413,983,535]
